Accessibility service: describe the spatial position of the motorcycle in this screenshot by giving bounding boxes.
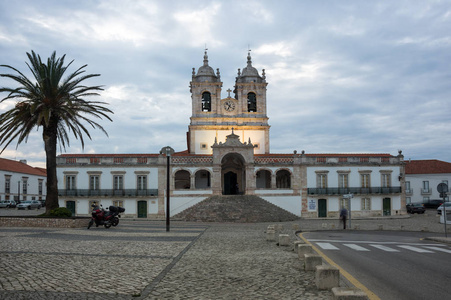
[87,204,125,229]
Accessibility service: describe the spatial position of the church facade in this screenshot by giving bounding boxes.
[56,52,406,219]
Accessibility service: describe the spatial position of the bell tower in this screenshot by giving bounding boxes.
[188,51,270,154]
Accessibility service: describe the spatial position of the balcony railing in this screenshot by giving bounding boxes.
[59,189,158,197]
[420,188,431,195]
[307,187,402,195]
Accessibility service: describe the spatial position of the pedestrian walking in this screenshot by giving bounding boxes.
[339,207,348,229]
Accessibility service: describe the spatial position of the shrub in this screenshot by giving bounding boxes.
[49,207,73,217]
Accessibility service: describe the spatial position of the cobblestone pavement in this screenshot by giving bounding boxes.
[0,209,450,299]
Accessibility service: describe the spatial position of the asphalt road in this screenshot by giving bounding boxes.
[302,230,451,300]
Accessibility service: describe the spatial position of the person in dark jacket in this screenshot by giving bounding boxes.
[339,207,348,229]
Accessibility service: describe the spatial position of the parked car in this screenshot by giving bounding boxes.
[423,199,444,209]
[17,200,42,210]
[437,202,451,215]
[406,203,425,214]
[0,200,17,208]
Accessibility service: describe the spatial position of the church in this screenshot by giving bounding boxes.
[56,51,405,220]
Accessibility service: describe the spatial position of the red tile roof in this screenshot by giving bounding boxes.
[0,158,47,176]
[405,160,451,174]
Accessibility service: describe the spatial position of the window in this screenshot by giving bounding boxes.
[381,174,391,188]
[340,198,349,209]
[195,170,211,189]
[200,143,208,150]
[113,200,123,207]
[66,175,76,190]
[38,180,43,195]
[361,198,371,210]
[405,181,411,193]
[276,170,291,188]
[22,178,28,195]
[247,92,257,112]
[113,175,124,190]
[202,92,211,112]
[5,177,10,194]
[175,170,191,189]
[137,175,147,190]
[338,174,348,188]
[360,173,370,188]
[423,197,430,202]
[406,197,411,204]
[317,173,327,188]
[422,181,429,193]
[90,175,100,190]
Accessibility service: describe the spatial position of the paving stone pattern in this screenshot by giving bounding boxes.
[0,209,450,299]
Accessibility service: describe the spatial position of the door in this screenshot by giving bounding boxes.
[66,201,75,216]
[383,198,391,216]
[137,200,147,218]
[318,199,327,218]
[224,171,238,195]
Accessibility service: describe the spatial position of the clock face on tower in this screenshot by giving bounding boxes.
[224,100,235,112]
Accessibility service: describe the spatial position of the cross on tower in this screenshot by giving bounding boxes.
[227,89,232,97]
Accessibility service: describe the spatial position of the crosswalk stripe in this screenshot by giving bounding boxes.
[398,245,434,253]
[344,244,370,251]
[423,246,451,254]
[316,242,339,250]
[370,244,399,252]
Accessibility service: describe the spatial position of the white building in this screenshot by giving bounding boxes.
[56,52,405,219]
[405,159,451,204]
[0,158,47,203]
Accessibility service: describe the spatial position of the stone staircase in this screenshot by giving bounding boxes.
[173,195,299,223]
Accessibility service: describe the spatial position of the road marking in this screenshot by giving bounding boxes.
[299,233,380,300]
[344,244,370,251]
[370,244,399,252]
[424,246,451,254]
[316,242,339,250]
[398,245,434,253]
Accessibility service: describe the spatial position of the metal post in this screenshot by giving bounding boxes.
[17,181,20,203]
[166,149,171,232]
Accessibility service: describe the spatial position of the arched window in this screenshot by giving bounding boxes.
[276,170,291,189]
[247,92,256,112]
[256,170,271,188]
[195,170,211,189]
[175,170,190,189]
[202,92,211,112]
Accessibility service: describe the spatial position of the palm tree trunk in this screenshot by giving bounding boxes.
[43,123,59,214]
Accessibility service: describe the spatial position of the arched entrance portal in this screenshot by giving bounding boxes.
[221,153,245,195]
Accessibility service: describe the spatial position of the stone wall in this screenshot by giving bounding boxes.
[0,217,88,228]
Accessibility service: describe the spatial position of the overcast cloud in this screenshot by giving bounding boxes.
[1,0,450,168]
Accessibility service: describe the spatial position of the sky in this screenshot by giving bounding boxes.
[0,0,450,168]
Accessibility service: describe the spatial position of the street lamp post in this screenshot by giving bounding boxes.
[162,146,174,232]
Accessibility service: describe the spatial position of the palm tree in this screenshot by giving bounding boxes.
[0,51,113,214]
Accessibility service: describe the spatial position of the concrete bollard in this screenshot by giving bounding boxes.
[304,253,322,271]
[278,234,290,246]
[266,229,276,242]
[293,240,304,251]
[315,265,340,290]
[331,287,369,299]
[297,244,313,259]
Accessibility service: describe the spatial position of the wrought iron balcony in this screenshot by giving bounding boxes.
[307,187,402,196]
[58,189,158,197]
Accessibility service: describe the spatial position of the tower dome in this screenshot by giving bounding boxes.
[193,50,220,82]
[236,52,265,83]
